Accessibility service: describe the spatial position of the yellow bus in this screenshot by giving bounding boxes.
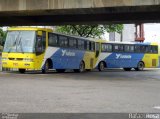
[2,27,100,73]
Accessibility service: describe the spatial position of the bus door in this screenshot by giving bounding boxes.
[35,31,46,69]
[95,42,100,58]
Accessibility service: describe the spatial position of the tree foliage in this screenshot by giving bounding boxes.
[0,28,7,46]
[56,24,123,38]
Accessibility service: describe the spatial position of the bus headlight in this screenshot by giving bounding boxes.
[2,57,8,60]
[23,58,34,62]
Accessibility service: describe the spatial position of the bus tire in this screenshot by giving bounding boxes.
[74,61,85,73]
[56,69,65,73]
[135,61,145,71]
[123,68,132,71]
[98,61,106,71]
[19,69,26,73]
[42,60,49,74]
[86,69,91,72]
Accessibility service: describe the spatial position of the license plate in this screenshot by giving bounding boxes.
[13,63,18,66]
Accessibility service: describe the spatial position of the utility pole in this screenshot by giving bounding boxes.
[135,23,145,42]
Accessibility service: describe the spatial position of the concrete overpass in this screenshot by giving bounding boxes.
[0,0,160,26]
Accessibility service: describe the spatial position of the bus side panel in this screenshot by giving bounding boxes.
[41,47,59,69]
[104,53,145,68]
[95,52,111,68]
[42,47,85,69]
[142,54,159,68]
[52,48,85,69]
[83,51,95,69]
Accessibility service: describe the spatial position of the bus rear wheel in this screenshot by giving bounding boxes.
[135,62,144,71]
[74,61,85,73]
[123,68,132,71]
[56,69,65,73]
[86,69,91,72]
[19,69,26,73]
[98,62,105,71]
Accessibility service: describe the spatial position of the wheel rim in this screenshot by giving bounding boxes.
[138,62,144,70]
[80,62,84,72]
[100,62,104,71]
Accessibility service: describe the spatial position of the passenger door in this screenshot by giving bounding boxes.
[35,31,46,69]
[95,42,100,58]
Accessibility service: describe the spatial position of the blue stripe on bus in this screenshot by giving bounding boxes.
[105,53,145,68]
[50,48,85,69]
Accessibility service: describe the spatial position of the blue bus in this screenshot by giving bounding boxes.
[96,41,159,71]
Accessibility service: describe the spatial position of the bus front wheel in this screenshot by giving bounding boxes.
[135,62,144,71]
[19,69,26,73]
[42,60,49,74]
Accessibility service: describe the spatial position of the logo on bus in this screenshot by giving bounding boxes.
[116,54,132,59]
[62,50,76,57]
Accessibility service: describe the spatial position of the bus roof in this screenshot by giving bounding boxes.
[52,32,99,42]
[8,27,53,32]
[101,41,158,45]
[7,27,98,42]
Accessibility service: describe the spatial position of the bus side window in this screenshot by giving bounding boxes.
[113,44,123,52]
[78,39,85,50]
[145,45,150,53]
[152,46,158,53]
[124,45,134,52]
[95,42,100,57]
[140,45,146,53]
[42,31,46,51]
[48,33,58,46]
[113,45,119,52]
[119,45,124,52]
[86,41,90,51]
[36,36,43,54]
[107,44,112,52]
[36,31,46,55]
[130,45,134,52]
[59,36,68,48]
[135,45,141,53]
[69,38,77,49]
[102,44,112,52]
[91,42,95,51]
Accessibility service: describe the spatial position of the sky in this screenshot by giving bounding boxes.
[144,23,160,43]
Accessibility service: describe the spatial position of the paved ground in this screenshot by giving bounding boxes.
[0,69,160,113]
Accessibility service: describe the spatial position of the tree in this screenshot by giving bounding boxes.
[0,28,7,46]
[56,24,123,38]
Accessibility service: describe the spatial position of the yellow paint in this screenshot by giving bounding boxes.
[142,54,159,68]
[142,42,159,68]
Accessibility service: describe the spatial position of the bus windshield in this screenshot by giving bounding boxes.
[3,31,36,53]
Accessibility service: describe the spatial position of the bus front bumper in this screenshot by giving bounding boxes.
[2,60,35,69]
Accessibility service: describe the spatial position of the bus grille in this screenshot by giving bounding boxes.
[8,58,23,61]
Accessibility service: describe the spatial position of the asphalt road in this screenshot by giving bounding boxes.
[0,69,160,113]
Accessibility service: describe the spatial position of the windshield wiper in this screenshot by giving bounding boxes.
[18,37,24,54]
[8,32,20,53]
